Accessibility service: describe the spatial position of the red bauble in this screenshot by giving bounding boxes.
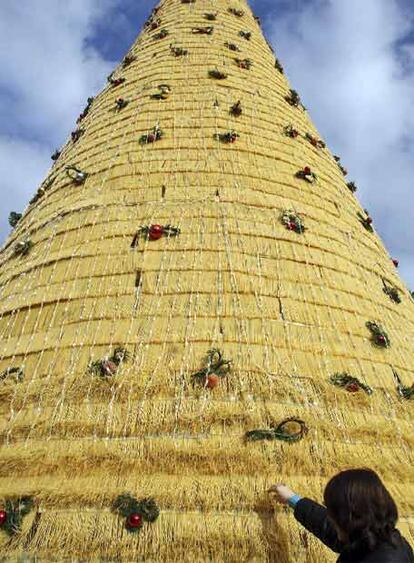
[147,133,156,143]
[392,259,399,267]
[127,513,143,528]
[366,217,373,224]
[288,222,296,231]
[376,335,386,345]
[303,166,311,175]
[206,374,220,389]
[0,510,7,526]
[149,224,164,240]
[345,383,360,393]
[311,138,317,147]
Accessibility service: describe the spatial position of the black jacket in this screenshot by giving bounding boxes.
[294,498,414,562]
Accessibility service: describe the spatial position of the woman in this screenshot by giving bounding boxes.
[269,469,413,562]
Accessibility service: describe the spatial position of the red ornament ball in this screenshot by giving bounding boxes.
[303,166,311,175]
[366,217,373,224]
[0,510,7,526]
[149,224,164,240]
[345,383,360,393]
[376,335,386,345]
[206,374,220,389]
[127,513,143,528]
[392,259,399,267]
[147,133,156,143]
[288,222,296,231]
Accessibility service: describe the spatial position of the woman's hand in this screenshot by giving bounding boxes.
[268,484,296,504]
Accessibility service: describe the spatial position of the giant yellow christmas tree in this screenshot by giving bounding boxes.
[0,0,413,560]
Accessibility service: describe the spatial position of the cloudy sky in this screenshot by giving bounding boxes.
[1,0,414,287]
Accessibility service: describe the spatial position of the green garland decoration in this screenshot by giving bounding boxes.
[230,101,242,117]
[14,239,33,257]
[113,494,160,533]
[357,210,374,232]
[71,128,84,143]
[239,30,252,40]
[382,281,401,304]
[0,367,24,383]
[347,181,357,193]
[330,373,373,395]
[281,210,305,234]
[139,125,163,145]
[131,224,180,246]
[366,321,390,348]
[153,28,169,40]
[305,133,325,149]
[88,347,130,378]
[275,58,284,73]
[245,418,308,443]
[170,45,188,57]
[208,69,228,79]
[191,348,232,387]
[121,55,136,68]
[9,212,22,228]
[0,497,34,536]
[392,369,414,400]
[229,8,244,17]
[225,42,241,52]
[284,125,299,138]
[235,58,252,70]
[334,155,348,176]
[285,89,301,107]
[214,130,239,144]
[296,166,317,184]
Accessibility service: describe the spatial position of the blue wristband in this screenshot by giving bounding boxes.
[288,494,302,508]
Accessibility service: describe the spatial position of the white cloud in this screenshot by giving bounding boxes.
[0,0,117,242]
[266,0,414,287]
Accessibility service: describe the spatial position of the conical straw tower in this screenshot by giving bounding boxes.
[0,0,413,560]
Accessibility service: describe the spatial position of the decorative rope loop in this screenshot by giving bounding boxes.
[0,497,33,536]
[8,212,22,228]
[245,418,308,443]
[151,84,171,100]
[191,348,232,390]
[13,240,33,257]
[192,26,214,35]
[366,321,390,348]
[0,367,24,383]
[131,224,180,246]
[66,166,88,185]
[113,494,160,533]
[330,373,373,395]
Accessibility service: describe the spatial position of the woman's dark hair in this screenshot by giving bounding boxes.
[324,469,398,552]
